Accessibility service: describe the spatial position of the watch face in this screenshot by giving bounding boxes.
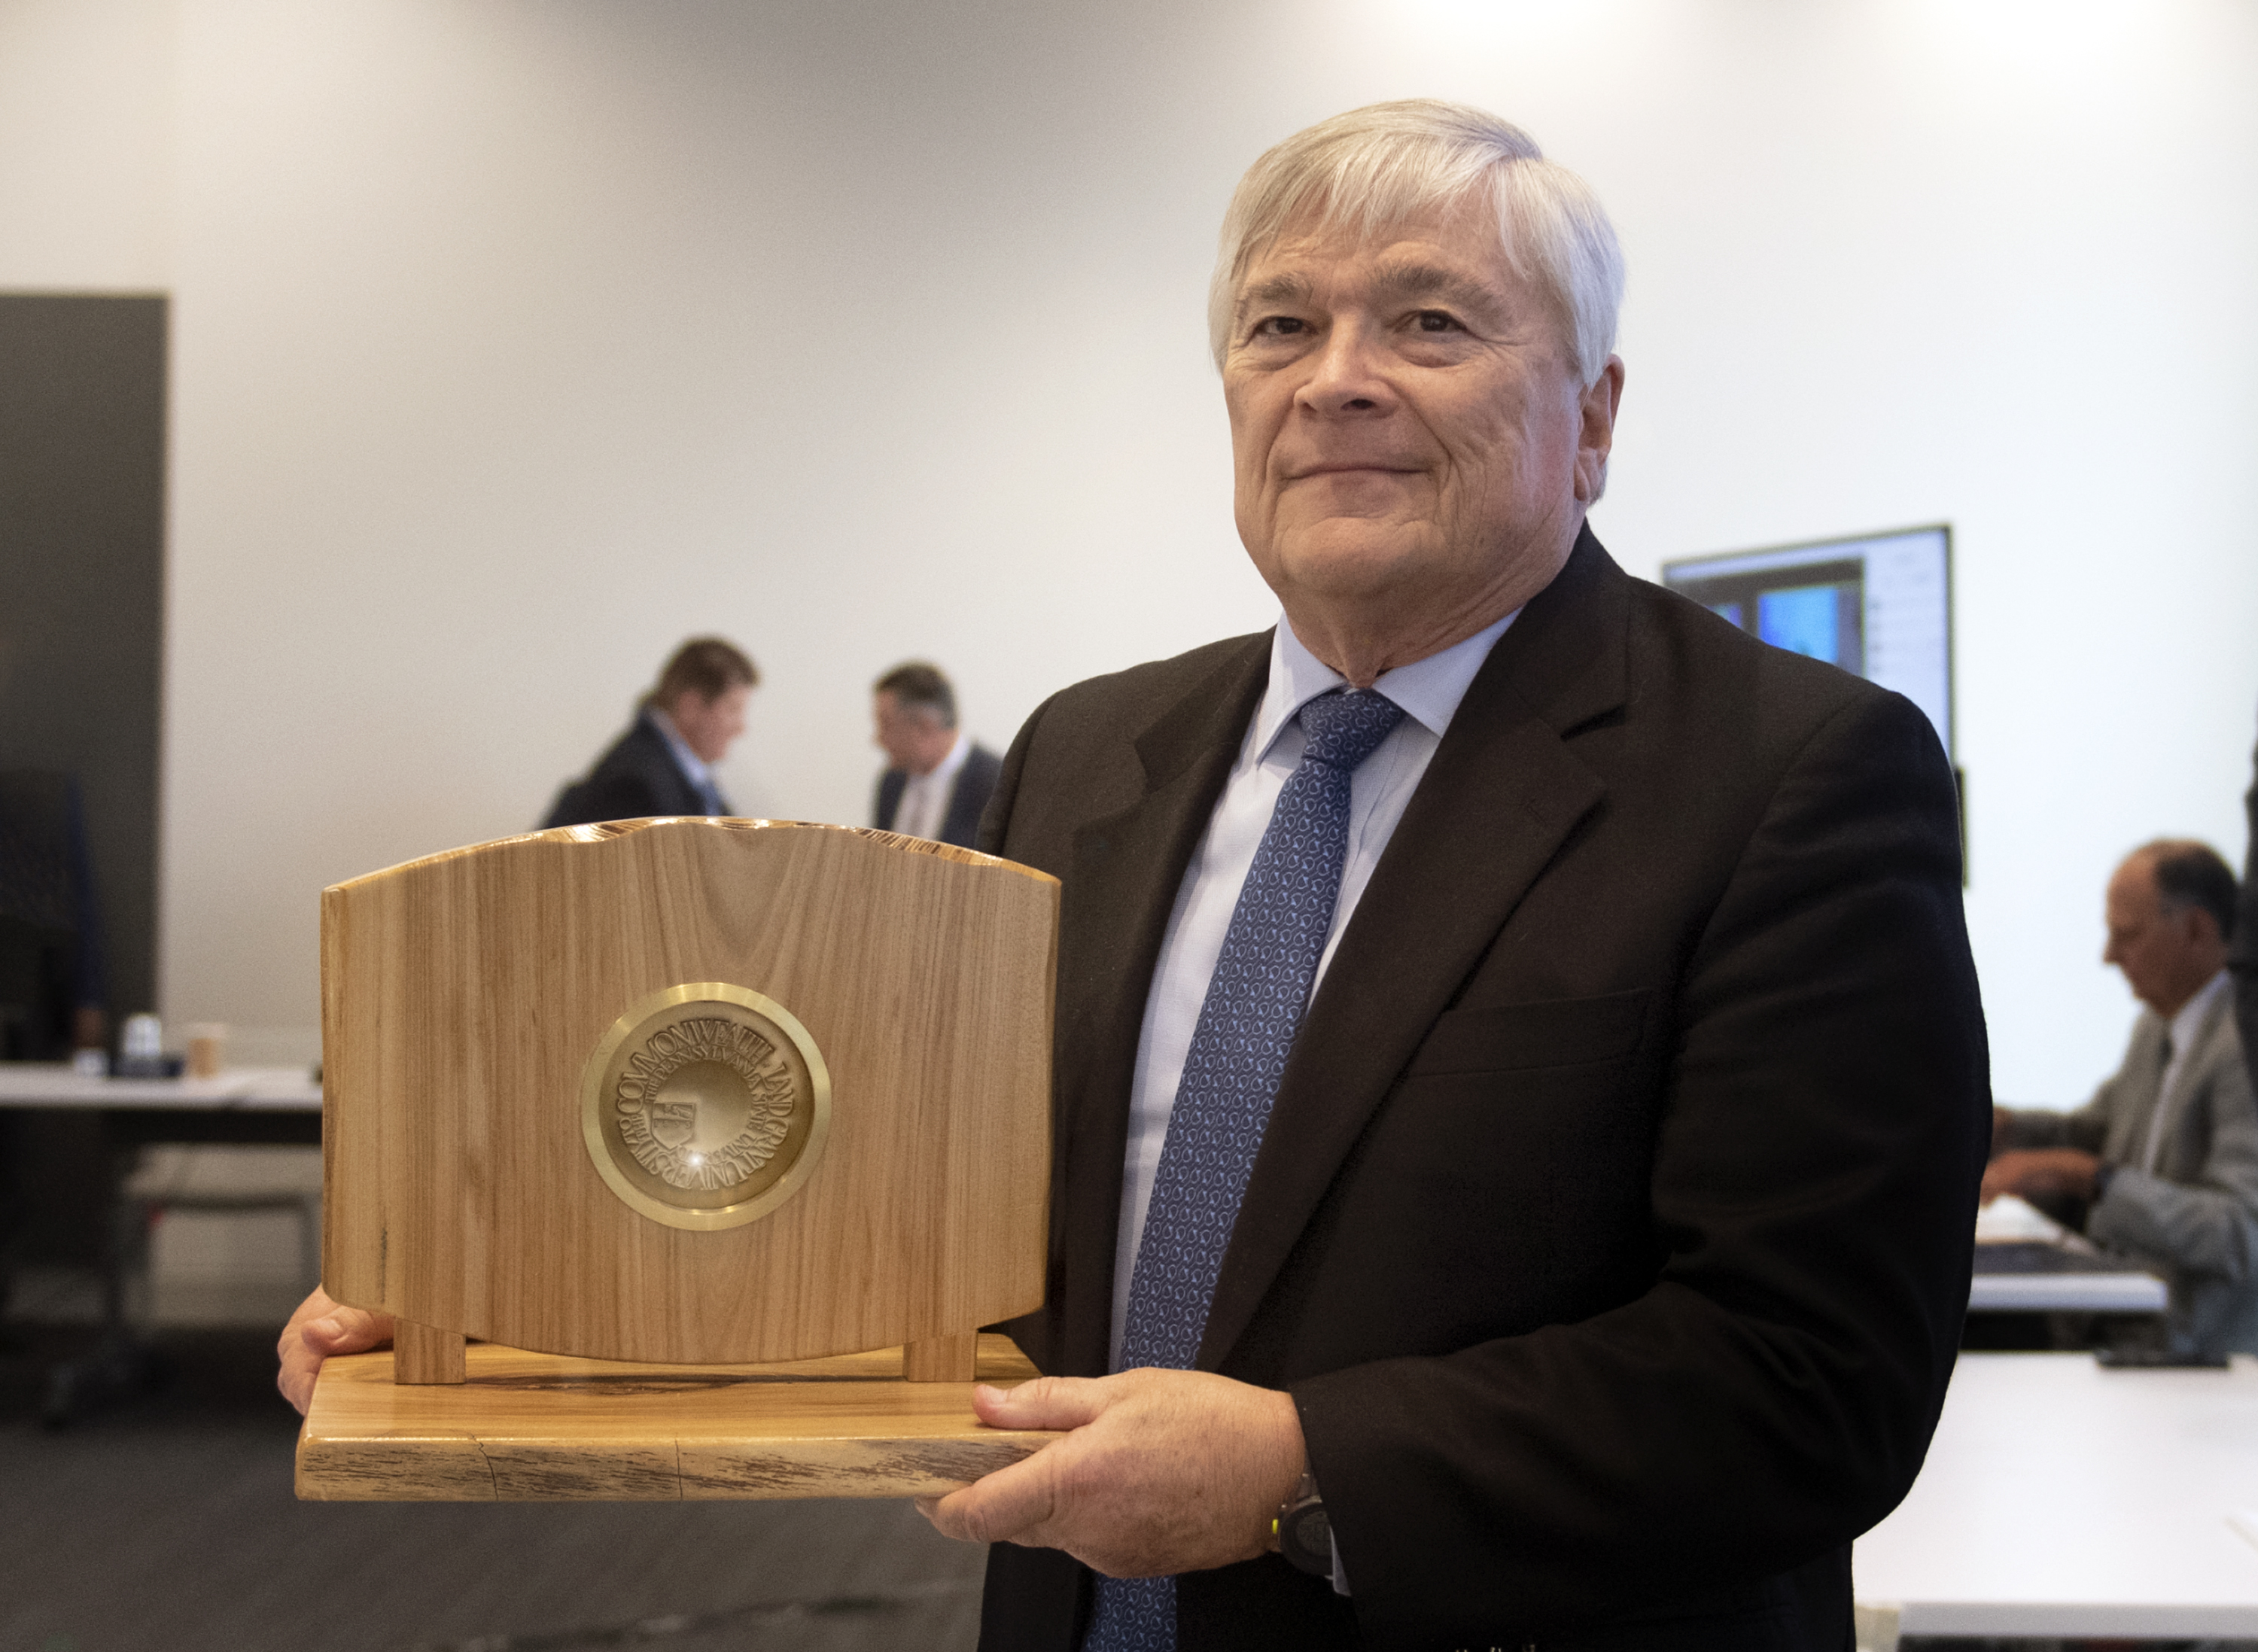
[1280,1500,1332,1576]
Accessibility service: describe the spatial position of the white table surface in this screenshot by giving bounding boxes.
[1855,1352,2258,1638]
[0,1062,322,1111]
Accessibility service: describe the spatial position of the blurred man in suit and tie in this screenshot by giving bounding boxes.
[542,637,757,828]
[871,662,1001,848]
[1987,839,2258,1358]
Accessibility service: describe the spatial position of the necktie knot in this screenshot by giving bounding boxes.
[1296,689,1404,774]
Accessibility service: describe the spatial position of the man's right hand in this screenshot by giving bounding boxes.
[276,1286,394,1415]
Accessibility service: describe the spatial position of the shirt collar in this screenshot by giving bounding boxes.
[927,729,972,783]
[644,707,713,787]
[1250,607,1520,764]
[2168,969,2232,1052]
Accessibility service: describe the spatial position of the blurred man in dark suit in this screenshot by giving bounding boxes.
[542,637,757,827]
[872,662,1001,849]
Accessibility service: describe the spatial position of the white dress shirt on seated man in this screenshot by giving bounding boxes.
[893,729,972,843]
[2144,969,2235,1170]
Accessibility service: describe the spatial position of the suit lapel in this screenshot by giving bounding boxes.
[1050,635,1272,1374]
[2144,987,2232,1176]
[942,763,975,847]
[1198,531,1632,1368]
[2110,1018,2169,1166]
[636,716,707,818]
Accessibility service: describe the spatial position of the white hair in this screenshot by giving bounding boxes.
[1208,99,1625,385]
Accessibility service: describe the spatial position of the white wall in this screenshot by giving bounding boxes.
[5,0,2253,1100]
[0,0,172,290]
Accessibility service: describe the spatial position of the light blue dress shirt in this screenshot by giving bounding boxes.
[1109,607,1519,1363]
[647,707,726,816]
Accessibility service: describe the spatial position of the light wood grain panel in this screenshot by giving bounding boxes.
[297,1334,1059,1501]
[320,820,1057,1367]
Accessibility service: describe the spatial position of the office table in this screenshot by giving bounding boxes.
[0,1061,324,1119]
[1854,1352,2258,1641]
[0,1063,322,1418]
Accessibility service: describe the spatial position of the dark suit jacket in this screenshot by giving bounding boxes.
[975,531,1990,1652]
[874,742,1003,848]
[540,711,723,828]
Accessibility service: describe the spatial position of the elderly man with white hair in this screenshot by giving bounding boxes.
[278,99,1988,1652]
[919,101,1989,1650]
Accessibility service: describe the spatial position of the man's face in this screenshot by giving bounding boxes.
[2102,855,2217,1018]
[873,691,952,774]
[670,683,750,765]
[1222,202,1620,640]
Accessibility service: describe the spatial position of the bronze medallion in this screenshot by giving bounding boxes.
[580,983,830,1230]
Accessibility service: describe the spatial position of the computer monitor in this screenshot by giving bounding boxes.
[1660,525,1953,759]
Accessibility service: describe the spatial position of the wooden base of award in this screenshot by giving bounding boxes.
[303,818,1060,1498]
[298,1333,1055,1501]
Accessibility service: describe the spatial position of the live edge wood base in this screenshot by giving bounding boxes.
[385,1321,977,1386]
[297,1333,1059,1501]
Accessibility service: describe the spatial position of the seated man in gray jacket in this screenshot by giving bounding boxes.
[1986,839,2257,1357]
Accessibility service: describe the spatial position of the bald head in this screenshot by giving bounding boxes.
[2103,843,2232,1020]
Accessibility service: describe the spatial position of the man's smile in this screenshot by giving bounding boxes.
[1282,461,1424,480]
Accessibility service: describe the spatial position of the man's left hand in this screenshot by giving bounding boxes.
[1981,1147,2102,1205]
[914,1368,1307,1578]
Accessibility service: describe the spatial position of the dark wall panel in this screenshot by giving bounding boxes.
[0,293,168,1038]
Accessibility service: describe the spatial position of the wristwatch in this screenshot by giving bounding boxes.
[1273,1469,1331,1577]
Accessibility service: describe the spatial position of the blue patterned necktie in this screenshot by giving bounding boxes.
[1085,687,1405,1652]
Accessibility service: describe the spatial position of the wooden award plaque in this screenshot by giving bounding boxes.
[297,817,1061,1501]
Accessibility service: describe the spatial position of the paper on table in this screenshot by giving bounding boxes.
[2228,1511,2258,1555]
[1974,1193,2068,1245]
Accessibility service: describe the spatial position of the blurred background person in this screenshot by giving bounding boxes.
[870,662,1000,849]
[541,637,757,828]
[2235,719,2258,1097]
[1986,838,2257,1358]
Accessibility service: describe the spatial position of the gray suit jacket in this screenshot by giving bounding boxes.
[2005,984,2258,1356]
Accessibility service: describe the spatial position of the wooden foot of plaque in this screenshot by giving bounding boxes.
[297,1333,1059,1501]
[393,1320,466,1384]
[903,1333,978,1382]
